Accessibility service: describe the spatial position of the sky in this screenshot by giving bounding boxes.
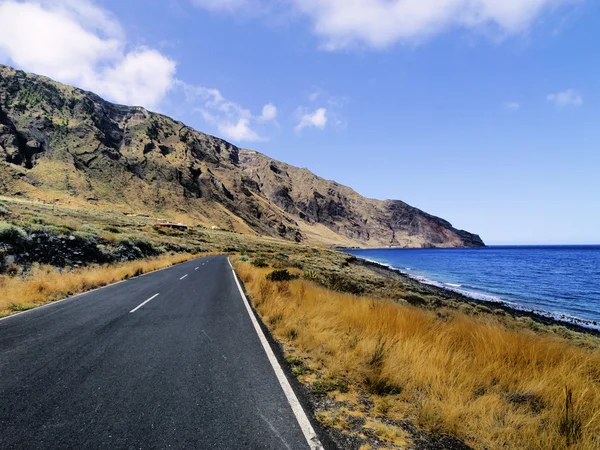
[0,0,598,245]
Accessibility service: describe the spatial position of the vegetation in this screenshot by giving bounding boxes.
[265,269,299,282]
[2,194,600,449]
[251,258,269,268]
[0,252,209,317]
[235,261,600,450]
[0,222,27,246]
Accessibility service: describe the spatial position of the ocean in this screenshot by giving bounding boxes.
[345,246,600,330]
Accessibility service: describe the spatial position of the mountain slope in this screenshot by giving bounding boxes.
[0,64,484,248]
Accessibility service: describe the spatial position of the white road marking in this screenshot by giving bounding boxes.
[0,256,208,323]
[195,267,199,271]
[130,294,159,313]
[180,274,188,280]
[228,258,324,450]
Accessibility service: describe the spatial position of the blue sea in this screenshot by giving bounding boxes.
[346,246,600,330]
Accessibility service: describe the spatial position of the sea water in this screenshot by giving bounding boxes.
[345,246,600,330]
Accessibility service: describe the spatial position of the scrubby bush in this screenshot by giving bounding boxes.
[290,260,304,270]
[130,238,158,255]
[0,222,27,246]
[73,231,99,244]
[266,269,299,282]
[0,203,9,217]
[303,270,322,283]
[252,258,269,268]
[325,273,365,295]
[403,292,428,306]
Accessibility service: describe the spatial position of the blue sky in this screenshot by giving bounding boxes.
[0,0,598,244]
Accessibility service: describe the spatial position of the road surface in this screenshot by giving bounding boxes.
[0,255,322,449]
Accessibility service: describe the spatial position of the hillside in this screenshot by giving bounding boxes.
[0,64,484,248]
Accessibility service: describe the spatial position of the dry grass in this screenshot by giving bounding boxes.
[235,262,600,450]
[0,253,216,317]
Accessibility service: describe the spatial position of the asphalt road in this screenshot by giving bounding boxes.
[0,255,322,449]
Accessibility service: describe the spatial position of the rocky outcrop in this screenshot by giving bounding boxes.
[0,64,484,248]
[0,224,204,272]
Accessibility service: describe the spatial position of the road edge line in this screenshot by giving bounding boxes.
[228,257,324,450]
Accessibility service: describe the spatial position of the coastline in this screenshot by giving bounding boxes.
[352,255,600,336]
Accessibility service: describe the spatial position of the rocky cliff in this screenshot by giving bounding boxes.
[0,64,484,248]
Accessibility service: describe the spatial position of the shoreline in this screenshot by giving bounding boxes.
[352,256,600,337]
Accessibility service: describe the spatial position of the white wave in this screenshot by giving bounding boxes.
[352,255,600,331]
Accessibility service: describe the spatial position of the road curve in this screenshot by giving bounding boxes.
[0,255,322,449]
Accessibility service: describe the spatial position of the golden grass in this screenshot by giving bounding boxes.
[0,253,218,317]
[235,262,600,450]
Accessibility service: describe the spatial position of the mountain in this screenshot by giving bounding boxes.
[0,65,484,248]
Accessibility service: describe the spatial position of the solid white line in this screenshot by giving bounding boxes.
[227,258,323,450]
[180,274,188,280]
[130,294,159,313]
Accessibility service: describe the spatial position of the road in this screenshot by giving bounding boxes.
[0,255,323,449]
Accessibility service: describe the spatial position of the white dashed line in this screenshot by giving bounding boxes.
[130,294,159,313]
[180,274,188,280]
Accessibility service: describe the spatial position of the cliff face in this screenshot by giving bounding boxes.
[0,65,484,248]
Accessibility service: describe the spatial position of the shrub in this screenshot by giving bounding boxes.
[403,292,428,306]
[73,231,99,244]
[252,258,269,268]
[303,270,322,283]
[131,238,159,256]
[0,222,27,246]
[104,226,120,234]
[325,273,365,295]
[266,269,299,282]
[290,260,304,270]
[0,203,9,217]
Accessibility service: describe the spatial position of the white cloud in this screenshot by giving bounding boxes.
[260,103,278,121]
[218,117,262,142]
[0,0,176,109]
[295,108,328,133]
[190,0,575,50]
[97,49,176,107]
[180,82,275,142]
[546,89,582,108]
[503,101,521,111]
